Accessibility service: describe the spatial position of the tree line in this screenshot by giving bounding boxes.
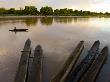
[0,6,110,16]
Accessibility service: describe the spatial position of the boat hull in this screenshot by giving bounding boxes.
[9,29,28,31]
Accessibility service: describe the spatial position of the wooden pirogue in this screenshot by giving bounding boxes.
[27,45,43,82]
[51,41,84,82]
[9,27,28,32]
[14,39,31,82]
[65,40,100,82]
[79,46,108,82]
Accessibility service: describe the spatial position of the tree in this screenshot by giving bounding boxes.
[54,8,74,16]
[54,9,60,15]
[24,6,39,15]
[82,11,91,16]
[0,6,108,16]
[40,6,53,15]
[8,8,16,14]
[60,8,68,15]
[99,12,103,16]
[15,8,24,15]
[0,8,6,15]
[68,9,74,15]
[105,12,110,16]
[73,10,79,16]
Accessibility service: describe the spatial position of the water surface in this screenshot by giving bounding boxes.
[0,17,110,82]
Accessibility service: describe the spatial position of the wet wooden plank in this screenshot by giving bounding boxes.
[27,45,43,82]
[51,41,84,82]
[65,40,100,82]
[79,46,108,82]
[14,39,31,82]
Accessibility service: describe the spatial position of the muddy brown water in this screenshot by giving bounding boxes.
[0,17,110,82]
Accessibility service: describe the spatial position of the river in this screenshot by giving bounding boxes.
[0,17,110,82]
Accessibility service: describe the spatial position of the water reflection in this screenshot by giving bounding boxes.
[23,18,38,26]
[54,17,73,23]
[0,17,91,27]
[10,31,28,34]
[40,17,53,26]
[0,19,21,27]
[0,18,38,27]
[73,17,90,23]
[0,17,110,82]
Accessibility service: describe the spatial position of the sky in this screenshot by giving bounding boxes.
[0,0,110,12]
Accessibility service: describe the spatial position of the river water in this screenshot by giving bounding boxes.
[0,17,110,82]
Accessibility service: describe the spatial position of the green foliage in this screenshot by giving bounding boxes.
[40,6,53,15]
[0,6,110,16]
[8,8,16,14]
[104,12,110,16]
[54,8,74,16]
[24,6,39,15]
[0,8,6,15]
[54,9,60,15]
[0,6,39,16]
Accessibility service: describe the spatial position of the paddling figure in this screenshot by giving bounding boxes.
[14,27,16,30]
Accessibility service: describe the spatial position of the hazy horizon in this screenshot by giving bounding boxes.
[0,0,110,12]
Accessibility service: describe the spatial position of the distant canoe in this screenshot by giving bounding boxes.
[9,27,28,32]
[9,29,28,31]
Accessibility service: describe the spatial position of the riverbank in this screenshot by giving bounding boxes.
[0,15,109,19]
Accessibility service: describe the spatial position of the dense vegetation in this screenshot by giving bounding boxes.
[0,6,110,16]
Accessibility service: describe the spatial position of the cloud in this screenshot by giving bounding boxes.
[90,0,110,12]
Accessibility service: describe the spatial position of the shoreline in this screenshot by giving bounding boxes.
[0,16,109,19]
